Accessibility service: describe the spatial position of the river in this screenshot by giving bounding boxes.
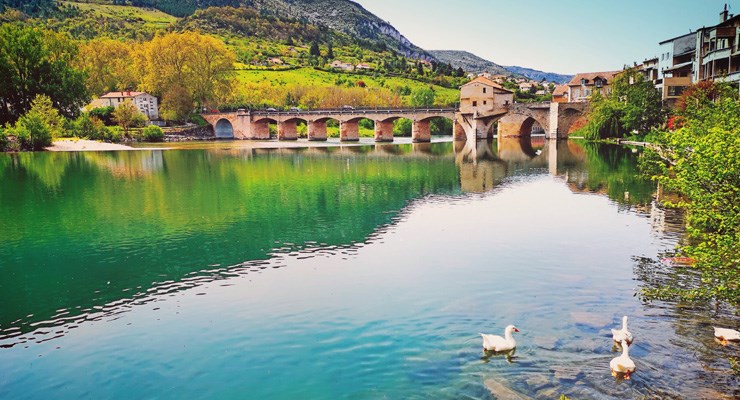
[0,138,738,399]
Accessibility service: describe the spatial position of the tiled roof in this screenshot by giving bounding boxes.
[463,76,514,93]
[567,71,620,86]
[101,91,147,98]
[552,85,569,96]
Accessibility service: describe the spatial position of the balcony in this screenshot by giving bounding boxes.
[702,48,731,64]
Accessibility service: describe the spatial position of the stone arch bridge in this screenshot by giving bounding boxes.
[454,101,589,141]
[202,108,457,143]
[203,102,588,142]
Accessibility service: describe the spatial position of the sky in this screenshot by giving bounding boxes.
[355,0,738,74]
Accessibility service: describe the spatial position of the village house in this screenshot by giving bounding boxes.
[566,71,619,102]
[356,63,373,71]
[518,82,535,92]
[552,85,570,103]
[94,91,159,120]
[459,76,514,114]
[268,57,284,65]
[330,60,355,71]
[695,6,740,84]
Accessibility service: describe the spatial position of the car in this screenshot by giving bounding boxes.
[288,107,301,112]
[341,105,355,110]
[265,107,278,112]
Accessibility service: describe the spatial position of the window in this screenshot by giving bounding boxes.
[483,87,487,94]
[472,101,478,107]
[668,86,687,97]
[595,78,603,88]
[483,101,487,105]
[581,78,586,85]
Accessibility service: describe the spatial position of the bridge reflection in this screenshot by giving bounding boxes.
[454,137,586,193]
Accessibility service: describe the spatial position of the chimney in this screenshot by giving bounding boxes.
[720,3,729,23]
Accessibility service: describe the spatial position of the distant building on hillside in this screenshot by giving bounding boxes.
[330,60,355,71]
[93,91,159,120]
[268,57,284,65]
[459,76,514,114]
[356,63,373,70]
[566,71,619,102]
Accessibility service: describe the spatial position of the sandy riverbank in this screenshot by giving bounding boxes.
[47,139,169,152]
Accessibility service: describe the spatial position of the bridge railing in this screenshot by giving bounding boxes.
[204,107,458,116]
[251,107,457,116]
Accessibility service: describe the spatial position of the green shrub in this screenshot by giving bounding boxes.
[0,128,7,151]
[142,125,165,142]
[72,114,104,139]
[189,114,208,127]
[103,126,124,142]
[88,106,115,126]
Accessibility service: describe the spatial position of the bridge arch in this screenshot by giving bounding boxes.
[215,119,234,139]
[558,107,587,136]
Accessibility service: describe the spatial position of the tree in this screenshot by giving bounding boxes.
[583,69,665,139]
[326,42,334,59]
[138,32,235,109]
[76,39,139,97]
[410,86,435,107]
[160,84,194,122]
[640,82,740,303]
[309,41,320,57]
[6,94,63,150]
[113,100,147,135]
[0,25,88,124]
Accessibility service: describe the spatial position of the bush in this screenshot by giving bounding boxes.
[103,126,123,142]
[88,106,115,126]
[0,128,7,151]
[142,125,164,142]
[72,114,104,139]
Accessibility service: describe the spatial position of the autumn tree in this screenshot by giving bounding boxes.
[76,39,140,96]
[138,32,235,110]
[160,84,193,122]
[113,100,147,135]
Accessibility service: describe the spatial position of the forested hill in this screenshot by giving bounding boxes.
[3,0,427,58]
[0,0,56,15]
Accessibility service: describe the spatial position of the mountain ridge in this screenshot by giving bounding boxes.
[429,49,572,84]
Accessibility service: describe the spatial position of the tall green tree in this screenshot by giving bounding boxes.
[0,24,88,124]
[410,86,435,107]
[584,68,665,139]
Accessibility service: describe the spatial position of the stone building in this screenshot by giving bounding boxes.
[459,76,514,114]
[566,71,619,102]
[95,91,159,120]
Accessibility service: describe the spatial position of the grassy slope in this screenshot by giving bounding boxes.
[60,1,177,25]
[236,68,459,106]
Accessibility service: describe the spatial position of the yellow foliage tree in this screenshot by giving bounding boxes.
[76,39,141,96]
[137,32,235,109]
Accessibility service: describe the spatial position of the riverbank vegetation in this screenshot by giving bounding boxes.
[576,68,740,307]
[580,69,666,140]
[639,81,740,305]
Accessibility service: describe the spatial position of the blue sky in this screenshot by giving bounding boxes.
[355,0,737,74]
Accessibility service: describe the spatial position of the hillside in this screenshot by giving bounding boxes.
[429,50,572,84]
[244,0,428,58]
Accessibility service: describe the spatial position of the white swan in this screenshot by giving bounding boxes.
[611,315,633,345]
[480,325,519,352]
[713,327,740,345]
[610,339,636,379]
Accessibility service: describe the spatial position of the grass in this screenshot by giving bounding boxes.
[61,1,178,26]
[235,67,460,106]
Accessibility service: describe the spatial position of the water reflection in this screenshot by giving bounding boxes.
[2,140,734,399]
